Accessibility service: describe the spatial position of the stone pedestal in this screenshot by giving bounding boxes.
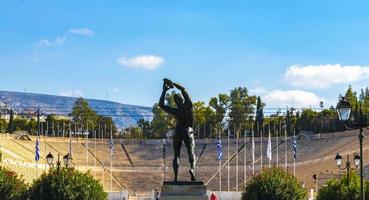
[160,181,209,200]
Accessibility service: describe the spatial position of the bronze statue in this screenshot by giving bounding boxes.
[159,78,196,183]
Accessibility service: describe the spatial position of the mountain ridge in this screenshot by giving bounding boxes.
[0,90,153,129]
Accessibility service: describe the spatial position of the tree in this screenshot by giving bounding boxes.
[193,101,216,138]
[228,87,256,135]
[97,116,117,137]
[28,168,107,200]
[7,109,14,133]
[344,85,357,110]
[0,166,28,200]
[241,167,307,200]
[317,172,368,200]
[209,93,230,124]
[137,119,151,138]
[70,98,99,124]
[255,96,265,136]
[0,119,6,133]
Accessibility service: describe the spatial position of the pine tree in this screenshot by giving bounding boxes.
[7,109,14,133]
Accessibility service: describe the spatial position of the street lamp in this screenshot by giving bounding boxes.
[335,153,360,187]
[46,152,54,166]
[45,152,72,171]
[63,153,73,167]
[336,97,367,200]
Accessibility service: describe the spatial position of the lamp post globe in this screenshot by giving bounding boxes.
[46,152,54,166]
[335,153,343,167]
[336,97,352,121]
[354,153,361,167]
[63,153,73,167]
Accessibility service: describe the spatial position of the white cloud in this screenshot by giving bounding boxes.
[117,55,164,70]
[263,90,325,108]
[59,89,83,97]
[69,28,94,36]
[38,36,66,46]
[284,64,369,88]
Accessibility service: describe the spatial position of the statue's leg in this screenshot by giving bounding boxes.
[172,133,182,182]
[184,131,196,181]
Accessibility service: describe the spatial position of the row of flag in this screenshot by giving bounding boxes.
[216,129,297,165]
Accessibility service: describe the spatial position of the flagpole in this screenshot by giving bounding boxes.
[227,126,230,191]
[110,123,113,192]
[260,127,264,172]
[44,121,47,171]
[268,123,271,167]
[276,121,279,167]
[86,123,89,166]
[244,126,247,186]
[217,124,222,192]
[235,124,238,192]
[93,122,95,175]
[69,122,72,157]
[293,130,296,176]
[252,123,255,175]
[36,108,40,177]
[285,122,287,172]
[219,124,221,191]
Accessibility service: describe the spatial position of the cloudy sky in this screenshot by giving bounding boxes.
[2,1,369,109]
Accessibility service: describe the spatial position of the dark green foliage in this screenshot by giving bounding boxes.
[7,109,14,133]
[241,167,307,200]
[70,98,99,124]
[229,87,256,129]
[208,93,230,125]
[28,167,107,200]
[136,119,151,138]
[0,119,7,133]
[0,166,28,200]
[255,96,265,134]
[317,172,368,200]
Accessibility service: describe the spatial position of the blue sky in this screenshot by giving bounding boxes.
[2,0,369,109]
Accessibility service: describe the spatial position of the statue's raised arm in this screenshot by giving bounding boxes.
[172,82,192,107]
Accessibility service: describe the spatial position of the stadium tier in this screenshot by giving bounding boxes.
[0,130,368,193]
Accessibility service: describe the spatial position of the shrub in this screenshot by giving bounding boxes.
[0,166,28,200]
[317,172,368,200]
[241,167,307,200]
[28,167,107,200]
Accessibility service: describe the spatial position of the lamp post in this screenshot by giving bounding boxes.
[46,152,73,172]
[336,97,367,200]
[335,153,360,188]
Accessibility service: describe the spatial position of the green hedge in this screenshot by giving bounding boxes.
[241,167,307,200]
[317,172,369,200]
[0,166,28,200]
[28,167,107,200]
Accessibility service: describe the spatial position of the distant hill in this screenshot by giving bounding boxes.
[0,90,153,129]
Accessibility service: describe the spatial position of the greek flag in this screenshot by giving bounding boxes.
[292,137,297,161]
[109,138,114,158]
[217,136,222,160]
[35,137,40,161]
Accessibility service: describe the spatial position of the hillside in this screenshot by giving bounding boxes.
[0,90,153,129]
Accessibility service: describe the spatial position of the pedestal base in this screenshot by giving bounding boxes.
[160,181,209,200]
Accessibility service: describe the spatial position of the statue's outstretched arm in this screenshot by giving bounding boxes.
[172,82,192,106]
[159,81,177,115]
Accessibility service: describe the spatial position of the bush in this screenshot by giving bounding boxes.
[0,166,28,200]
[241,167,307,200]
[28,167,107,200]
[317,172,369,200]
